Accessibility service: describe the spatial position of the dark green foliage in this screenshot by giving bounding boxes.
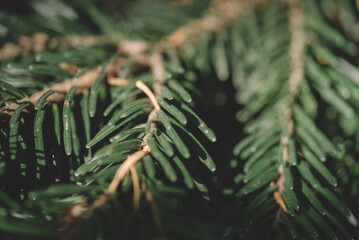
[1,0,359,239]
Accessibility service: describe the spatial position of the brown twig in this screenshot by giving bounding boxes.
[130,166,141,211]
[135,80,161,111]
[141,51,167,147]
[107,77,129,86]
[157,0,269,51]
[143,182,167,239]
[1,56,148,115]
[0,35,119,62]
[3,68,99,113]
[287,0,305,94]
[107,150,149,194]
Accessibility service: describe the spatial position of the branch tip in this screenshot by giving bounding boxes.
[136,80,161,111]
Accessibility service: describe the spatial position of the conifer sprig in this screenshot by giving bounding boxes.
[0,0,223,238]
[228,0,358,239]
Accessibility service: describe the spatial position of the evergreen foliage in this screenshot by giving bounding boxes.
[0,0,359,239]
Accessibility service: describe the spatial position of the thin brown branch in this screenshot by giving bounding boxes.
[117,40,149,57]
[27,69,99,104]
[49,35,119,50]
[137,52,166,145]
[0,35,119,62]
[157,0,269,51]
[141,51,167,146]
[135,80,161,111]
[2,57,144,115]
[287,0,306,94]
[143,182,167,240]
[107,150,149,194]
[273,189,288,226]
[273,163,287,226]
[142,109,158,146]
[107,77,129,86]
[130,166,141,211]
[274,191,287,213]
[3,68,99,114]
